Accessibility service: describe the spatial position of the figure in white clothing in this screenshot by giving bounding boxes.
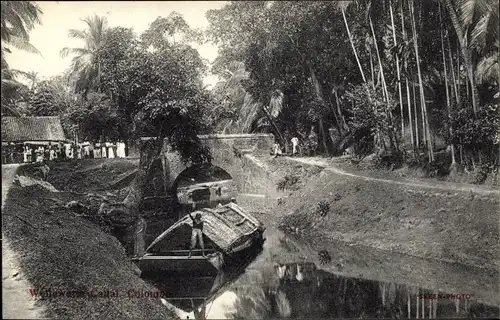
[296,264,304,282]
[23,145,29,163]
[291,137,299,155]
[95,142,101,158]
[36,150,44,163]
[49,148,56,161]
[276,264,287,280]
[64,143,72,159]
[101,142,107,158]
[107,141,115,158]
[117,141,126,158]
[83,141,90,158]
[273,142,282,158]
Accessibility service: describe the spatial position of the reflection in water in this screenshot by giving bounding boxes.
[147,261,498,319]
[142,228,499,320]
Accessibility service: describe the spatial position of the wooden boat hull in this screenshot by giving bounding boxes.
[135,234,265,276]
[136,252,224,276]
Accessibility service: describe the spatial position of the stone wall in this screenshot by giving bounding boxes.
[162,134,274,193]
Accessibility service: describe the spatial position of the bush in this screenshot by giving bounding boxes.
[318,249,331,265]
[316,200,330,217]
[371,151,405,170]
[277,174,300,191]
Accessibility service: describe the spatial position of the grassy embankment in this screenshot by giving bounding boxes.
[2,159,178,319]
[260,156,499,271]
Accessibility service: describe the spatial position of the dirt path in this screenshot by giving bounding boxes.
[285,156,500,196]
[2,164,47,319]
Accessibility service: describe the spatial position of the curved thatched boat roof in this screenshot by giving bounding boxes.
[147,203,265,253]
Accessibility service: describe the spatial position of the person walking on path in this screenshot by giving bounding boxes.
[291,137,299,156]
[187,211,206,258]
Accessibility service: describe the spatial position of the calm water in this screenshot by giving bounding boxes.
[143,227,499,320]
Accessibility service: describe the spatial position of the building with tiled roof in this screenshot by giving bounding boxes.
[1,116,67,145]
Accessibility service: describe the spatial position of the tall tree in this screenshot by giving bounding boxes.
[1,1,42,116]
[443,0,480,115]
[60,14,108,95]
[410,0,434,161]
[90,13,213,256]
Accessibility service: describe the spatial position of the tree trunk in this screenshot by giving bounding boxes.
[410,0,433,161]
[406,79,414,148]
[318,118,329,154]
[333,89,349,131]
[447,34,460,104]
[369,48,376,87]
[439,9,457,166]
[262,105,285,145]
[342,7,367,83]
[443,0,478,116]
[97,58,102,94]
[412,80,419,147]
[370,16,398,152]
[401,1,415,149]
[390,0,405,139]
[309,64,344,139]
[121,137,164,257]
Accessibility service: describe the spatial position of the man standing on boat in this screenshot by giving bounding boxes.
[188,212,206,258]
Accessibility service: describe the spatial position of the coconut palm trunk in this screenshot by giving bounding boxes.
[390,0,405,138]
[443,0,479,116]
[405,79,414,147]
[401,1,415,149]
[412,79,419,147]
[369,15,398,152]
[439,4,457,166]
[410,0,433,161]
[446,34,460,104]
[341,7,367,83]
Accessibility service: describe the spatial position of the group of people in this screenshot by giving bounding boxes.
[273,136,300,158]
[1,140,128,164]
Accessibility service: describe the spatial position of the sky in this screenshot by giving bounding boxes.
[5,1,226,88]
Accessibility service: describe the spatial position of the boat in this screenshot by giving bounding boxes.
[177,179,238,209]
[134,202,265,275]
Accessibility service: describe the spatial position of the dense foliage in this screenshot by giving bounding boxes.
[2,0,499,176]
[205,0,499,173]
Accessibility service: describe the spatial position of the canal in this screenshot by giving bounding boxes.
[144,224,498,319]
[141,169,499,319]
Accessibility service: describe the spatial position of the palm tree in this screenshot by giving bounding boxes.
[60,14,108,95]
[1,1,42,116]
[463,0,499,94]
[213,60,285,141]
[23,70,39,91]
[1,1,42,58]
[443,0,480,115]
[410,0,434,161]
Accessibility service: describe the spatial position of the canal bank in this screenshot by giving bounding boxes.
[1,162,179,319]
[252,155,499,271]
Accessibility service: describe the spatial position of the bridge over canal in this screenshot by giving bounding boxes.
[159,133,275,195]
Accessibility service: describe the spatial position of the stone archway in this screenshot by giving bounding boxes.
[160,133,275,195]
[162,148,242,195]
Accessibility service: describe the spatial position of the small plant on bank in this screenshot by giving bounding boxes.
[277,174,300,191]
[316,200,330,217]
[318,250,332,265]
